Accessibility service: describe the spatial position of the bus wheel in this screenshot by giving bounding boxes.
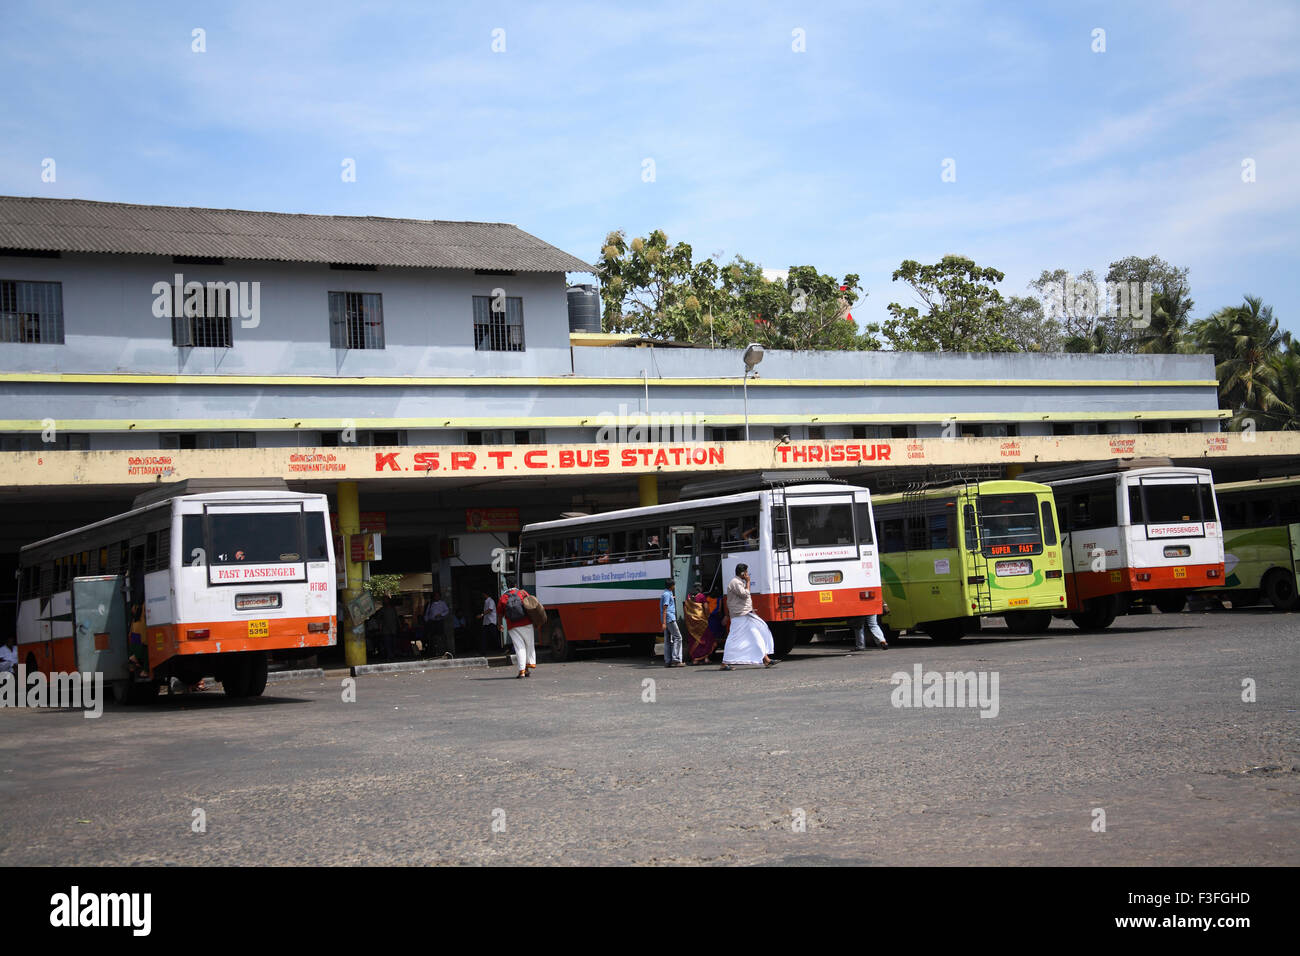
[770,623,796,658]
[1004,611,1052,634]
[112,679,135,705]
[221,656,251,698]
[1262,569,1300,612]
[1154,593,1187,614]
[246,653,268,697]
[548,618,572,662]
[924,619,965,643]
[1070,597,1118,631]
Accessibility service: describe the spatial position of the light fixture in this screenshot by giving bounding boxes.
[743,343,764,371]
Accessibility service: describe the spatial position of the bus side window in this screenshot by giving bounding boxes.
[1128,488,1144,525]
[963,505,978,551]
[305,513,328,562]
[610,531,627,560]
[854,502,874,546]
[881,518,905,552]
[1250,499,1276,525]
[1040,501,1057,546]
[905,516,926,551]
[928,512,952,550]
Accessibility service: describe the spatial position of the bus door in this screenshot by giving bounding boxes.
[669,526,695,598]
[71,574,130,680]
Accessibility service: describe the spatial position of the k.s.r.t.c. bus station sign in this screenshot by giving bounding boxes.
[3,432,1296,488]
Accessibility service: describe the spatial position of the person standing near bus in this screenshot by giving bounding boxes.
[478,591,498,657]
[852,603,889,651]
[660,578,683,667]
[497,585,536,678]
[127,601,149,677]
[721,564,776,669]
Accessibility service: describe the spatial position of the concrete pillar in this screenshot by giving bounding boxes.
[337,480,367,666]
[638,474,658,507]
[1006,463,1024,479]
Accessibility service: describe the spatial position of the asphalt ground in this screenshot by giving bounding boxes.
[1,608,1296,866]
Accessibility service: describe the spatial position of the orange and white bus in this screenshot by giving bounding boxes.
[517,481,882,660]
[1041,463,1225,629]
[16,487,336,701]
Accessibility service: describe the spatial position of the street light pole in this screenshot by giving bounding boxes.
[743,369,751,440]
[742,343,764,441]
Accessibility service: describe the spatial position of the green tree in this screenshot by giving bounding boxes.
[596,230,879,350]
[883,255,1016,352]
[1191,295,1292,426]
[1002,294,1063,352]
[1107,255,1193,354]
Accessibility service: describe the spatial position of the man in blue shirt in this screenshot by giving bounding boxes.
[660,578,683,668]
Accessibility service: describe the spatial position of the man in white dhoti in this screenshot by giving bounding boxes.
[721,564,777,670]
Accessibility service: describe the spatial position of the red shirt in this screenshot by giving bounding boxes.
[498,588,531,627]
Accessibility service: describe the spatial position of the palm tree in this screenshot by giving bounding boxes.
[1134,287,1194,353]
[1192,295,1292,425]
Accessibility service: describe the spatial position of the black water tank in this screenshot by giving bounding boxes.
[567,284,602,332]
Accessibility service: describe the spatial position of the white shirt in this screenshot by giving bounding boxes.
[482,597,497,626]
[0,643,17,673]
[424,599,449,622]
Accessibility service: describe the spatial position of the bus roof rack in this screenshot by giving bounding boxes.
[131,477,291,510]
[677,470,837,500]
[1021,457,1174,483]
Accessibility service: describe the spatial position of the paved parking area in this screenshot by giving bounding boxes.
[1,609,1296,865]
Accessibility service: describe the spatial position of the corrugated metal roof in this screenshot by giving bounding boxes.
[0,196,594,273]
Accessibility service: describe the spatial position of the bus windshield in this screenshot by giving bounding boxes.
[1132,481,1213,525]
[978,494,1043,555]
[210,512,304,564]
[788,503,854,548]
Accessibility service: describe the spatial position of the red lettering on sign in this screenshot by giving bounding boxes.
[374,452,400,471]
[451,451,476,470]
[413,451,439,470]
[488,450,511,467]
[525,450,547,469]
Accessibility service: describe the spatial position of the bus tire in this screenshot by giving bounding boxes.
[770,622,796,658]
[548,617,572,662]
[1003,610,1052,634]
[923,619,965,643]
[246,653,268,697]
[1154,593,1187,614]
[1070,597,1118,631]
[221,656,251,698]
[1262,569,1300,612]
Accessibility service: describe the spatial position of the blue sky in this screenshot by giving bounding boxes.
[2,0,1297,337]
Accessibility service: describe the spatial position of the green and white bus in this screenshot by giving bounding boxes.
[873,479,1068,641]
[1207,476,1300,611]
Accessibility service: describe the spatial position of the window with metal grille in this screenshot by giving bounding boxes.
[0,279,64,343]
[473,295,525,351]
[329,291,384,349]
[170,285,233,347]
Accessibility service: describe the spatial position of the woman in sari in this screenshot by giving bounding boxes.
[683,593,722,664]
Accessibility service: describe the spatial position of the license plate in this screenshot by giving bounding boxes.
[819,590,833,603]
[995,560,1032,577]
[1008,597,1029,607]
[1173,567,1187,579]
[248,619,269,638]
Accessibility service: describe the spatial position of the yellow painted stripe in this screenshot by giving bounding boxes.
[0,409,1231,431]
[0,372,1220,389]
